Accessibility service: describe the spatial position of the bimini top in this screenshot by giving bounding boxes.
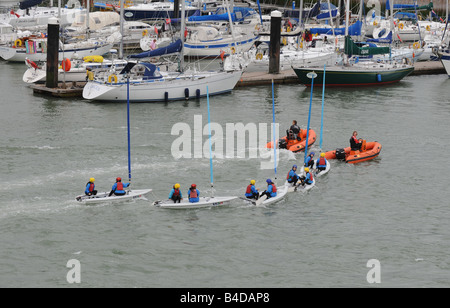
[119,62,162,80]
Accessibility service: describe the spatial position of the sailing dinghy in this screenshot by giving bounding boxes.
[241,183,289,206]
[76,67,152,204]
[285,178,315,193]
[76,189,152,204]
[153,196,237,209]
[152,85,238,209]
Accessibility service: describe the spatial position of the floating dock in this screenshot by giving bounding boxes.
[29,61,446,97]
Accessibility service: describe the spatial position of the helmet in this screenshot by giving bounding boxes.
[116,177,121,182]
[321,152,325,157]
[266,179,272,184]
[174,183,180,189]
[292,165,297,169]
[250,180,256,185]
[310,152,315,156]
[89,178,95,182]
[191,184,197,188]
[304,167,310,173]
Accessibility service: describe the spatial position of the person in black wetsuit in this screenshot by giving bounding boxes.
[289,120,301,141]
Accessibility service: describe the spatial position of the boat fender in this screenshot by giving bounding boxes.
[164,91,169,102]
[62,58,71,72]
[86,70,94,81]
[108,74,118,83]
[14,39,22,48]
[184,88,189,100]
[196,89,200,99]
[377,73,382,82]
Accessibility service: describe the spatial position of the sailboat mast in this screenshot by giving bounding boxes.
[127,75,131,183]
[119,0,124,59]
[224,0,237,51]
[271,80,277,179]
[180,0,185,72]
[345,0,349,36]
[207,86,214,197]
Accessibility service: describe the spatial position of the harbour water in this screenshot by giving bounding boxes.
[1,59,450,288]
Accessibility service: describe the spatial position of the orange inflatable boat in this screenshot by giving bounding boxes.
[324,140,382,164]
[266,129,316,153]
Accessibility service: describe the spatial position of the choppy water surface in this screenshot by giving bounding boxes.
[1,60,450,287]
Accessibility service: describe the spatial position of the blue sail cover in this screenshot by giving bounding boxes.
[316,9,338,20]
[19,0,43,9]
[394,12,417,20]
[187,13,236,23]
[309,20,362,36]
[120,62,160,80]
[129,39,182,59]
[284,2,321,19]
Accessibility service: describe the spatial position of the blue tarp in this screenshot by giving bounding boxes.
[129,39,182,59]
[309,20,362,36]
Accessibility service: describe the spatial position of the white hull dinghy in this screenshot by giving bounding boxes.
[241,183,289,206]
[285,179,315,193]
[153,196,237,209]
[300,161,331,178]
[76,189,152,204]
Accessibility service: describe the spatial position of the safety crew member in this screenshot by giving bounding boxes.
[350,131,362,151]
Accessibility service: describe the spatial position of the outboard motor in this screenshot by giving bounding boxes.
[335,148,346,160]
[279,139,288,149]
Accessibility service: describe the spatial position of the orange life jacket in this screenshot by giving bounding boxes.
[190,188,198,198]
[270,184,277,193]
[246,185,253,194]
[116,182,123,190]
[318,157,326,167]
